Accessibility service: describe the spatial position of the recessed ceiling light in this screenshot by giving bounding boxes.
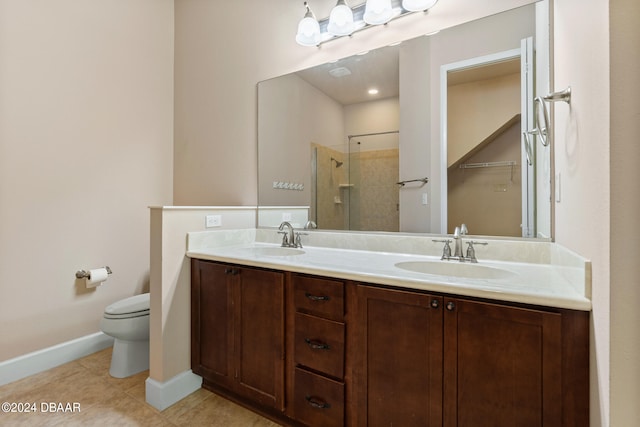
[368,88,379,95]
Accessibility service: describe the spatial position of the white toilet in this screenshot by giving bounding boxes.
[100,293,150,378]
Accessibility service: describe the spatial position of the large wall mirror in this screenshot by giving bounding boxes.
[258,1,551,239]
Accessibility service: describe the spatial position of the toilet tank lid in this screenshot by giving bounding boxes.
[105,293,150,315]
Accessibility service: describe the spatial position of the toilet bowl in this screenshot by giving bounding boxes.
[100,293,150,378]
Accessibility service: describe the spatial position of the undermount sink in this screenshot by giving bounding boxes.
[242,247,305,257]
[395,260,516,280]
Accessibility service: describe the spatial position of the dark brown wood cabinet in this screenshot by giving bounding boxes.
[191,259,589,426]
[356,286,589,427]
[355,286,444,426]
[191,259,285,411]
[444,298,562,426]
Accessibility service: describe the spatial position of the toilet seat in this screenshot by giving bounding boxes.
[104,293,149,320]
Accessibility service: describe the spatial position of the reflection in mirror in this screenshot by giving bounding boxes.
[443,48,531,237]
[258,1,551,239]
[312,131,400,231]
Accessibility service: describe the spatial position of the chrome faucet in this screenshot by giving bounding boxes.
[434,223,487,262]
[278,221,307,248]
[278,221,295,247]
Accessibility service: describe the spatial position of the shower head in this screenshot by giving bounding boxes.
[331,157,343,168]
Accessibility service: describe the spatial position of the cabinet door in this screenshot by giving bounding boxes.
[234,267,285,411]
[356,286,443,427]
[191,259,235,389]
[443,298,562,427]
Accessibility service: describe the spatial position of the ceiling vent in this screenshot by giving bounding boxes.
[328,67,352,78]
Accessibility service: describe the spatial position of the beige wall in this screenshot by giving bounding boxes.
[447,73,521,167]
[610,0,640,423]
[553,0,611,424]
[448,121,522,236]
[149,207,256,382]
[258,73,344,207]
[0,0,174,362]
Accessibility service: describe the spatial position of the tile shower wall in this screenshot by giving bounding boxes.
[314,144,347,230]
[350,148,400,232]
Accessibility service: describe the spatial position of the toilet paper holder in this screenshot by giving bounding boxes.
[75,266,112,279]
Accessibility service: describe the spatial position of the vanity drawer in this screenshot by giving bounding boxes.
[293,275,344,321]
[295,312,345,379]
[293,368,344,427]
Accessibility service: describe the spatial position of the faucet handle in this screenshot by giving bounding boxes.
[294,232,308,248]
[277,231,289,247]
[465,241,488,262]
[433,239,452,259]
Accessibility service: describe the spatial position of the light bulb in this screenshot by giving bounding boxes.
[363,0,393,25]
[328,0,355,36]
[296,3,321,46]
[402,0,438,12]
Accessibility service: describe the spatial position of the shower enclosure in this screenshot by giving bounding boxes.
[312,131,399,231]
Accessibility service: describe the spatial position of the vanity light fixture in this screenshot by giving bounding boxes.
[368,88,379,95]
[295,0,439,47]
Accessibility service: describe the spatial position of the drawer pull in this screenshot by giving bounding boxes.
[304,338,331,350]
[305,395,331,409]
[305,292,330,302]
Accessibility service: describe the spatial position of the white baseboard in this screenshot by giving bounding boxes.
[145,370,202,411]
[0,332,114,387]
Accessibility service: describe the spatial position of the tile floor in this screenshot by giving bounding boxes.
[0,348,281,426]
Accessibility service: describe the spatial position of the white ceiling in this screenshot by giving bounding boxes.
[294,39,521,106]
[295,44,400,106]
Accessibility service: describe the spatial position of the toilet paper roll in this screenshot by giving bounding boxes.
[86,268,109,288]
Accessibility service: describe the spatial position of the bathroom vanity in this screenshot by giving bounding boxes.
[188,229,590,426]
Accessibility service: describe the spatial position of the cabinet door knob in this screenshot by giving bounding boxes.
[304,338,331,350]
[305,395,331,409]
[446,301,456,311]
[430,299,440,309]
[224,268,239,275]
[305,292,330,302]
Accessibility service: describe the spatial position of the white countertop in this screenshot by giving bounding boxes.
[186,230,591,311]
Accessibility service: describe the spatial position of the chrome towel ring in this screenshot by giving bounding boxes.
[522,87,571,164]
